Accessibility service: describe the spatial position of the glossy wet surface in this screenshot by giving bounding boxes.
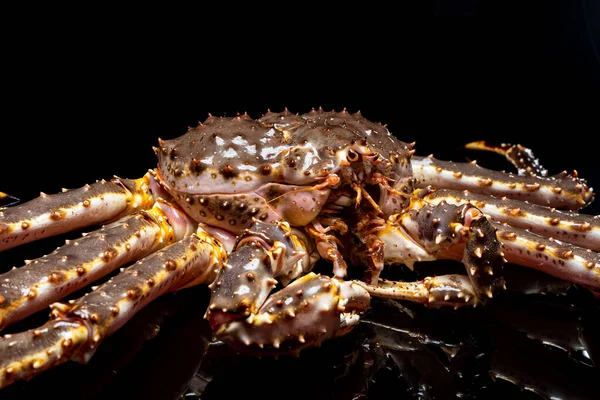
[1,233,599,400]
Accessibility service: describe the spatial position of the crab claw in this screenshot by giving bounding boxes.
[205,220,370,354]
[206,220,315,328]
[215,273,370,354]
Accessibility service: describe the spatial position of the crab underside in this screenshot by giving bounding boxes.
[0,109,598,393]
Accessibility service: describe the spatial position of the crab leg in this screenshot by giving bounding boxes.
[355,274,481,308]
[0,199,195,330]
[424,189,600,251]
[411,155,593,210]
[434,223,600,292]
[0,226,226,388]
[0,174,156,251]
[358,200,506,307]
[491,223,600,290]
[206,220,370,354]
[464,141,548,176]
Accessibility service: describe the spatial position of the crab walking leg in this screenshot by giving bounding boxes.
[464,141,549,176]
[491,223,600,290]
[355,275,480,308]
[424,189,600,251]
[0,199,196,330]
[411,156,594,210]
[358,200,506,307]
[0,227,226,389]
[206,220,370,354]
[0,174,155,251]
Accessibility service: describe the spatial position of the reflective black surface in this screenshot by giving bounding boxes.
[1,257,599,399]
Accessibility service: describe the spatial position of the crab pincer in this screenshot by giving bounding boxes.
[205,220,370,354]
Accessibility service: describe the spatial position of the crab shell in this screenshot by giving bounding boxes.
[155,109,414,233]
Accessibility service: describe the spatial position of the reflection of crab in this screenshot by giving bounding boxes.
[0,109,598,388]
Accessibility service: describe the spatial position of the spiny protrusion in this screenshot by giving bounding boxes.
[478,178,493,187]
[536,243,546,251]
[164,260,177,270]
[435,234,445,245]
[500,231,518,241]
[549,218,560,226]
[560,250,574,259]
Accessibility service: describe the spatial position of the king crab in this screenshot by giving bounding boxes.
[0,109,598,388]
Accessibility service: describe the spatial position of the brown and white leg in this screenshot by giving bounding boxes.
[356,274,481,308]
[0,173,156,251]
[424,189,600,251]
[491,223,600,290]
[438,222,600,292]
[464,141,548,177]
[0,226,226,388]
[411,156,593,210]
[0,199,196,330]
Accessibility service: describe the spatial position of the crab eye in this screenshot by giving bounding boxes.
[347,149,359,162]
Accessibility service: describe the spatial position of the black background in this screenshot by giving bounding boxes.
[1,2,600,399]
[2,2,599,217]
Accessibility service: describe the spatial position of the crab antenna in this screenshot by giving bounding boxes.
[0,192,19,207]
